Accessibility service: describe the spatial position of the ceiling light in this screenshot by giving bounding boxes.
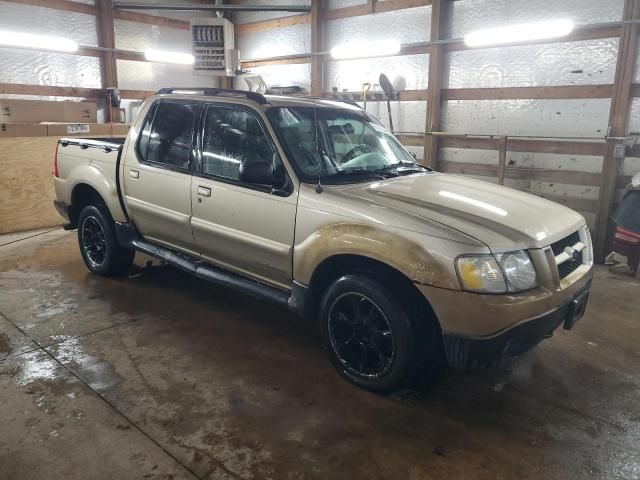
[0,30,78,53]
[330,40,401,60]
[144,49,194,65]
[464,19,574,48]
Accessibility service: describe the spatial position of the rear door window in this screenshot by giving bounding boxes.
[136,101,198,171]
[201,105,275,182]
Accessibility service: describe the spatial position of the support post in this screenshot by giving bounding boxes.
[96,0,119,121]
[594,0,640,262]
[497,136,507,185]
[366,0,375,14]
[423,0,450,168]
[310,0,324,96]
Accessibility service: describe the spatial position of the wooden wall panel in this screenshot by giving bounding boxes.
[0,129,128,234]
[0,138,64,234]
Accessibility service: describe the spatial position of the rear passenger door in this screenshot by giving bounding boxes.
[123,100,200,255]
[190,104,297,290]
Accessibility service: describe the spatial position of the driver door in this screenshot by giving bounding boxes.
[190,104,297,289]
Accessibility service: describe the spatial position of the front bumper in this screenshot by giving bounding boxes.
[416,267,593,370]
[441,280,591,369]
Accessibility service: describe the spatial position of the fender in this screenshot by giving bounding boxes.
[65,163,126,222]
[293,223,463,290]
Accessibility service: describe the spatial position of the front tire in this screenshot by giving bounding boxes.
[77,205,134,276]
[319,274,440,392]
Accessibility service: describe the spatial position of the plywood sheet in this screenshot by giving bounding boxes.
[0,137,62,234]
[0,127,130,234]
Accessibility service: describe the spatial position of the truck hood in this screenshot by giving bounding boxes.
[336,172,585,251]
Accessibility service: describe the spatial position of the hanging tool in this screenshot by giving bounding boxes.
[379,73,396,132]
[361,82,371,112]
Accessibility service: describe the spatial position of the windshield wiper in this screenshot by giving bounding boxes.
[325,168,389,181]
[376,164,428,176]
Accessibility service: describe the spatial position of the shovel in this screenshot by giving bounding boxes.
[379,73,395,132]
[361,82,371,112]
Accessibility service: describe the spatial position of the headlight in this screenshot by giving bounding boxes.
[495,251,537,292]
[456,251,537,294]
[456,255,507,293]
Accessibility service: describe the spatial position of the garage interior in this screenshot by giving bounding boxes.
[1,0,640,479]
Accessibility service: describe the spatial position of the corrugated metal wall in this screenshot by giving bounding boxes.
[0,0,638,231]
[0,0,218,94]
[234,0,635,231]
[0,1,100,89]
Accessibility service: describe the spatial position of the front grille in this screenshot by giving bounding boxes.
[550,231,583,279]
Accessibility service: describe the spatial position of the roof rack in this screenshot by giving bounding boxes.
[155,87,268,105]
[298,95,363,109]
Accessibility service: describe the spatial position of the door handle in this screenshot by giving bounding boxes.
[129,169,139,179]
[197,185,211,197]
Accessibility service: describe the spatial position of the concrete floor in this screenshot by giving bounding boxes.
[1,228,639,480]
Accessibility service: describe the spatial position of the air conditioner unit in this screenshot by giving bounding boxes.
[191,17,237,76]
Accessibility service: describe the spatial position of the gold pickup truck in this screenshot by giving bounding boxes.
[53,88,593,391]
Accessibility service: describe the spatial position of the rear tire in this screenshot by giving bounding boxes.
[319,274,443,392]
[77,205,134,276]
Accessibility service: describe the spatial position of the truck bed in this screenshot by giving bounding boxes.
[54,136,129,223]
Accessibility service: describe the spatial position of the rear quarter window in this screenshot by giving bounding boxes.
[136,101,198,171]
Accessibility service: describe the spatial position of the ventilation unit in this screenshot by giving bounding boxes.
[191,17,237,76]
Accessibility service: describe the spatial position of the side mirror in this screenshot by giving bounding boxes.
[238,160,274,185]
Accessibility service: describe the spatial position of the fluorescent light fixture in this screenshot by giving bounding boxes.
[144,49,194,65]
[464,19,574,48]
[330,40,401,60]
[0,30,78,53]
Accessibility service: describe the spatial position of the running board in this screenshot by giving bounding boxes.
[130,239,290,308]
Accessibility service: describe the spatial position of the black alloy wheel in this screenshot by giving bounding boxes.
[327,292,395,378]
[319,273,438,392]
[77,204,135,276]
[81,215,107,268]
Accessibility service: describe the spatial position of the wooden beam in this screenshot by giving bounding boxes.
[497,136,507,185]
[443,84,613,100]
[0,83,153,99]
[0,83,102,98]
[594,0,640,261]
[322,89,429,102]
[241,55,311,68]
[436,161,603,189]
[506,166,602,187]
[311,0,324,96]
[112,10,190,30]
[324,3,369,20]
[423,0,450,168]
[119,89,155,100]
[1,0,95,15]
[236,14,311,34]
[4,0,195,30]
[396,134,427,146]
[507,138,605,156]
[437,135,606,157]
[376,0,431,14]
[325,0,430,20]
[115,51,146,62]
[96,0,119,122]
[321,83,633,103]
[534,194,599,212]
[96,0,117,89]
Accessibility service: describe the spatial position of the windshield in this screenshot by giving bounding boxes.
[267,106,427,183]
